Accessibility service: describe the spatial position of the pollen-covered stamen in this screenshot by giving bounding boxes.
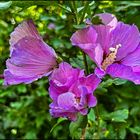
[101,44,121,70]
[75,97,80,104]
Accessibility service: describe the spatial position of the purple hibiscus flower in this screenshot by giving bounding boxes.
[4,20,58,85]
[71,13,140,84]
[49,62,101,121]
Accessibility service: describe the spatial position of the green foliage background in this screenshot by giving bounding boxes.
[0,1,140,139]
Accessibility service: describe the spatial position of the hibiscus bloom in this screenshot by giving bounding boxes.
[4,20,58,85]
[49,62,101,121]
[71,13,140,84]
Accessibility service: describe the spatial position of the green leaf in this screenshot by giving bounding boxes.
[70,56,84,69]
[73,24,86,29]
[0,79,3,85]
[12,1,57,8]
[69,115,87,139]
[50,118,67,133]
[129,126,140,135]
[99,79,114,88]
[24,130,37,139]
[0,1,12,10]
[102,109,129,122]
[113,78,127,85]
[118,127,126,139]
[100,78,127,88]
[17,85,27,93]
[88,109,95,122]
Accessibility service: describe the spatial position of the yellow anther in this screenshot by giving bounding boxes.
[101,44,121,70]
[76,98,80,103]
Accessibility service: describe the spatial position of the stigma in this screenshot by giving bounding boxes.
[101,44,121,70]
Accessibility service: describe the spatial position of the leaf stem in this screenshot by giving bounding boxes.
[82,52,89,75]
[69,1,78,24]
[81,127,86,140]
[95,105,100,138]
[80,2,89,24]
[79,2,90,75]
[58,4,71,13]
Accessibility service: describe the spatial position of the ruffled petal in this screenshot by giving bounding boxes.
[49,104,77,121]
[87,94,97,107]
[79,87,97,108]
[106,63,140,84]
[111,22,140,60]
[50,62,84,87]
[57,92,76,110]
[49,80,68,102]
[79,73,101,92]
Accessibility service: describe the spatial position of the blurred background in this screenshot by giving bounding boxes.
[0,1,140,139]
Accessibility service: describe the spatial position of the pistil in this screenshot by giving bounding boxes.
[101,44,121,70]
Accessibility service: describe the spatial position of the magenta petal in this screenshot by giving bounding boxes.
[95,13,118,28]
[94,25,112,54]
[57,92,76,110]
[80,87,97,108]
[4,70,37,85]
[80,109,88,115]
[4,37,57,85]
[121,45,140,67]
[87,94,97,107]
[71,26,104,66]
[131,66,140,73]
[50,62,84,86]
[106,63,140,84]
[94,67,106,78]
[79,73,101,92]
[49,62,85,105]
[50,106,77,121]
[71,25,97,45]
[111,22,140,60]
[49,80,68,102]
[76,43,103,67]
[10,20,41,43]
[10,20,42,54]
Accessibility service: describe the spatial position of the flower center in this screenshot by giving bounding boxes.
[101,44,121,70]
[75,97,80,104]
